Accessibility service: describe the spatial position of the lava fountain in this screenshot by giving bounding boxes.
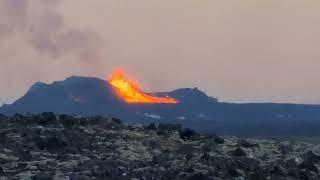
[108,68,178,104]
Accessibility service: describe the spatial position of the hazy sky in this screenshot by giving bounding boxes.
[1,0,320,105]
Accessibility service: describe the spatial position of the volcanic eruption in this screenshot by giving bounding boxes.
[109,68,178,104]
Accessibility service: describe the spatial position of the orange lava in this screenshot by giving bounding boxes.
[108,68,178,104]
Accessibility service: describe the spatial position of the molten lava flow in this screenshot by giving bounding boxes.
[109,68,178,104]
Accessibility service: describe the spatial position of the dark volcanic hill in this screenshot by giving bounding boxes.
[1,76,320,138]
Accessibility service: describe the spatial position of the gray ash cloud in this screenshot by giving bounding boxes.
[0,0,103,58]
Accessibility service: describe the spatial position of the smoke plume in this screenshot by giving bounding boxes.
[0,0,103,58]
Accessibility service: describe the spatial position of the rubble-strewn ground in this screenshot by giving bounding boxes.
[0,113,320,180]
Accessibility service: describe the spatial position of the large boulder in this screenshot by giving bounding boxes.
[179,128,200,141]
[299,151,320,171]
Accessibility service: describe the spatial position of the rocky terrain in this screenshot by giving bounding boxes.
[0,113,320,180]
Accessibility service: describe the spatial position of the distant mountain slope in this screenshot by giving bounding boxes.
[1,76,320,137]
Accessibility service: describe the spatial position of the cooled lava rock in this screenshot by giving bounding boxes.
[158,123,182,132]
[298,151,320,171]
[179,128,200,141]
[0,113,319,180]
[237,139,259,148]
[213,135,225,144]
[230,147,247,157]
[146,123,157,131]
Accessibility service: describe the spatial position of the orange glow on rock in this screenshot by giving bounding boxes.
[108,68,178,104]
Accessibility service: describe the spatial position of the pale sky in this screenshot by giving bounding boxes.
[1,0,320,105]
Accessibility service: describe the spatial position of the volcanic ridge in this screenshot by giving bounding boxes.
[1,74,320,138]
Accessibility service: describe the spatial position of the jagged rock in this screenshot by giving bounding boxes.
[17,150,32,161]
[35,112,57,124]
[269,165,287,176]
[230,148,247,157]
[158,123,182,132]
[213,135,225,144]
[111,118,122,125]
[32,172,54,180]
[0,113,7,120]
[237,139,259,148]
[0,166,4,176]
[179,128,200,141]
[278,142,293,154]
[36,136,67,152]
[146,123,157,131]
[0,153,19,163]
[202,141,218,152]
[59,115,79,128]
[187,173,210,180]
[69,174,91,180]
[299,151,320,171]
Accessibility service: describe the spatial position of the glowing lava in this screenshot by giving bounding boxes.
[108,68,178,104]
